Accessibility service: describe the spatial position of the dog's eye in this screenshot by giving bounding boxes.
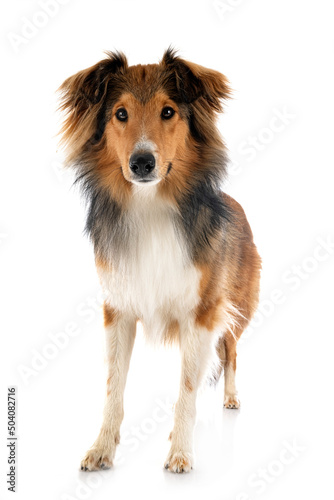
[116,108,128,122]
[161,107,175,120]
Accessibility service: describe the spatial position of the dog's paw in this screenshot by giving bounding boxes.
[80,446,115,471]
[224,394,240,409]
[164,450,193,473]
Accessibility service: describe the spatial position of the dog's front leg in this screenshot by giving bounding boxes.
[165,322,215,473]
[81,305,136,471]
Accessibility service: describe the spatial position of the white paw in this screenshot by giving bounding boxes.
[80,445,116,471]
[224,394,240,409]
[164,450,193,473]
[80,433,119,471]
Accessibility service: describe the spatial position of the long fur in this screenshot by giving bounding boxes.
[58,49,261,473]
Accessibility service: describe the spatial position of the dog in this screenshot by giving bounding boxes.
[58,48,261,473]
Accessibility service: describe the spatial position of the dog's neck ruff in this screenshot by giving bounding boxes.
[97,187,201,344]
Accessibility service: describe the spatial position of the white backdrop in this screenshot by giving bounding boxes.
[1,1,334,499]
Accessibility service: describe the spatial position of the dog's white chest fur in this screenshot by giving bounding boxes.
[98,187,201,342]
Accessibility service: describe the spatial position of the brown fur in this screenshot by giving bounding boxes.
[214,194,261,378]
[58,49,260,375]
[59,50,262,474]
[163,319,180,346]
[103,303,117,327]
[58,50,231,208]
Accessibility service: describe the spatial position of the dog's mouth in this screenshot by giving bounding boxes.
[130,177,161,186]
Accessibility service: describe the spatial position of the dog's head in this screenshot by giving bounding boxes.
[58,49,230,197]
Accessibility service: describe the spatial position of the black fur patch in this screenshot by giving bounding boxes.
[175,158,233,262]
[74,166,129,263]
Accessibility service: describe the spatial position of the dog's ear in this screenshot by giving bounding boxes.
[161,48,231,112]
[58,51,128,163]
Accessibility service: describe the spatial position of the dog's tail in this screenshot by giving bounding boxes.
[208,336,226,386]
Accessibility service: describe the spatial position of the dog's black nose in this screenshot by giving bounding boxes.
[129,153,155,178]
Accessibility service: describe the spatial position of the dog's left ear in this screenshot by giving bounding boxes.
[161,48,231,112]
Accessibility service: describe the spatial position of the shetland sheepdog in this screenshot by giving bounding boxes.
[58,48,261,473]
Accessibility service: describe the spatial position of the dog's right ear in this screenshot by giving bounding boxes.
[161,47,231,113]
[58,51,128,163]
